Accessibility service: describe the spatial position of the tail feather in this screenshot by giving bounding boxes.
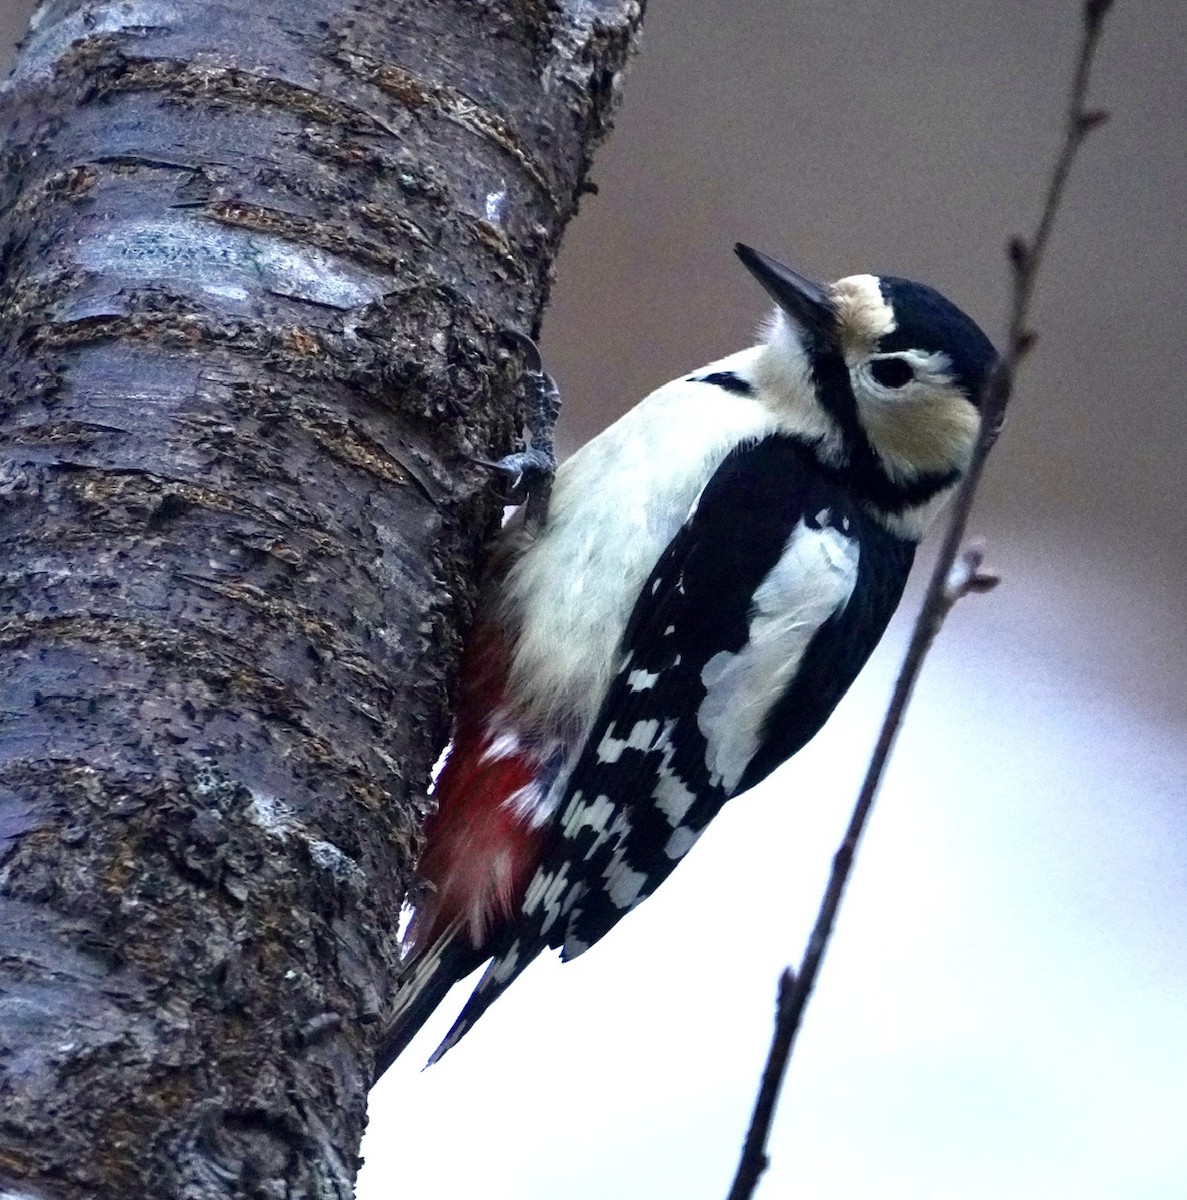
[373,925,483,1081]
[376,616,559,1076]
[425,938,536,1066]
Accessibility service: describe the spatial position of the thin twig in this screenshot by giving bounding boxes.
[727,5,1115,1197]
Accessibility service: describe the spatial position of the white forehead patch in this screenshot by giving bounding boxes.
[831,274,896,348]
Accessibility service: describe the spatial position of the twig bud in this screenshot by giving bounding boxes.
[944,541,1002,603]
[1077,108,1110,132]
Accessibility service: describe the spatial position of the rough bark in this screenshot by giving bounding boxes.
[0,1,643,1195]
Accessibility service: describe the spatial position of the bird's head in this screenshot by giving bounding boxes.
[737,243,998,539]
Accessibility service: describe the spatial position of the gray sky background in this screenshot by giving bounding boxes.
[2,2,1183,1197]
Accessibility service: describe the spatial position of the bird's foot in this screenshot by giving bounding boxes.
[481,332,561,526]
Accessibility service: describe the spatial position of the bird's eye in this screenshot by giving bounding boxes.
[870,357,915,388]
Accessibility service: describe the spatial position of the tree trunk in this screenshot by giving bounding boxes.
[0,1,642,1195]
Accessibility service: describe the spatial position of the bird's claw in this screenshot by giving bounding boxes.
[475,447,555,506]
[504,329,544,375]
[483,331,562,526]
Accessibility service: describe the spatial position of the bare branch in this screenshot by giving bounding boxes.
[727,5,1116,1197]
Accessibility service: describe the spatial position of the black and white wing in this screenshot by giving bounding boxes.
[430,435,913,1059]
[540,434,914,956]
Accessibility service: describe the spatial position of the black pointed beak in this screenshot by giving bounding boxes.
[734,243,838,349]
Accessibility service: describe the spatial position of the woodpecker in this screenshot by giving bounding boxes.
[376,243,997,1076]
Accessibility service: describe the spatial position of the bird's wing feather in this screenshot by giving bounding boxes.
[431,436,914,1057]
[544,435,876,956]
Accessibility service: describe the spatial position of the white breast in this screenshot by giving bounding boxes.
[696,519,860,793]
[500,347,778,734]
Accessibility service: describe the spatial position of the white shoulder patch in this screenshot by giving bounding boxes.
[696,520,860,793]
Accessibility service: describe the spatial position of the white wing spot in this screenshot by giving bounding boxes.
[522,869,552,914]
[605,856,648,910]
[664,825,701,860]
[629,719,660,747]
[523,861,586,935]
[597,718,664,763]
[627,667,660,691]
[561,790,616,856]
[654,765,696,827]
[564,933,590,958]
[597,732,626,763]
